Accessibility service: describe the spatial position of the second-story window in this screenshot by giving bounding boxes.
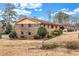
[21,31,24,34]
[28,24,31,27]
[21,24,24,27]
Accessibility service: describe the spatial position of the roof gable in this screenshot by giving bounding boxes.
[16,18,41,24]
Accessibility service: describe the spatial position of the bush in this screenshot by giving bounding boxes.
[41,40,79,50]
[58,29,63,35]
[46,34,53,39]
[9,30,17,39]
[41,42,59,49]
[52,29,63,36]
[33,35,41,39]
[37,27,48,38]
[65,41,79,50]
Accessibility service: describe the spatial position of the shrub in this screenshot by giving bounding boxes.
[41,42,60,49]
[46,34,53,39]
[52,29,63,36]
[37,27,48,38]
[9,30,17,39]
[41,40,79,50]
[58,29,63,35]
[52,31,59,36]
[65,41,79,50]
[33,35,41,39]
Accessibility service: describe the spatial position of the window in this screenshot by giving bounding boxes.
[21,31,24,34]
[28,24,31,27]
[51,25,53,28]
[21,36,25,38]
[28,32,31,35]
[21,24,24,27]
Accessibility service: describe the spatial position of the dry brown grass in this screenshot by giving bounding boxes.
[0,32,79,56]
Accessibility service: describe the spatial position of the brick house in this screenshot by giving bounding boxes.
[15,17,67,39]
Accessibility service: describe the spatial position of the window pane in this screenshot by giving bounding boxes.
[21,36,24,38]
[21,31,23,34]
[21,24,24,27]
[28,24,31,27]
[28,32,31,35]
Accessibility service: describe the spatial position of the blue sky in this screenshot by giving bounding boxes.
[0,3,79,21]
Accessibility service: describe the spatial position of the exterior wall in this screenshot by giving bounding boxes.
[15,18,70,39]
[40,24,60,33]
[15,24,40,39]
[15,23,61,39]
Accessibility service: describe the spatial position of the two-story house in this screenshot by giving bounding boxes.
[15,17,69,39]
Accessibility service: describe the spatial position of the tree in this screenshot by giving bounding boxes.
[46,8,52,22]
[2,3,16,23]
[54,12,70,24]
[1,3,16,34]
[9,29,17,39]
[5,22,12,34]
[37,27,48,38]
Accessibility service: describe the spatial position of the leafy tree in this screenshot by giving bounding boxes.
[9,29,17,39]
[2,3,16,23]
[37,27,48,38]
[54,12,70,24]
[5,22,12,34]
[1,3,17,34]
[46,8,52,22]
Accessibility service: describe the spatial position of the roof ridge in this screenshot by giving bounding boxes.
[16,17,41,24]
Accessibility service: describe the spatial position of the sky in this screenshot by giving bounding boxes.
[0,3,79,21]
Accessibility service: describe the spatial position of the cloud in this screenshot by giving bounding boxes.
[14,3,42,10]
[60,8,69,11]
[51,8,79,16]
[21,3,42,9]
[14,9,32,15]
[63,8,79,15]
[37,16,47,20]
[64,11,75,15]
[37,17,43,20]
[74,8,79,13]
[34,8,42,11]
